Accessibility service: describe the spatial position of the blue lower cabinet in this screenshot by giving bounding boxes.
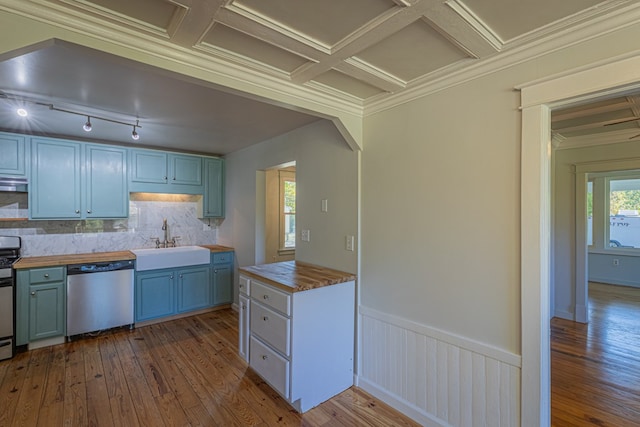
[135,265,210,322]
[135,270,175,322]
[177,266,211,313]
[211,251,234,306]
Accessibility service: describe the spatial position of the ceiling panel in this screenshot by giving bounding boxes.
[356,20,471,83]
[232,0,396,46]
[461,0,604,41]
[312,70,385,99]
[67,0,183,31]
[199,23,310,73]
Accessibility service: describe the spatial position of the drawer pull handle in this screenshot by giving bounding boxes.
[263,295,269,300]
[262,355,268,360]
[44,274,49,278]
[263,316,268,321]
[242,304,246,309]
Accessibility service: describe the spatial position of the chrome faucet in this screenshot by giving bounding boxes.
[162,218,168,247]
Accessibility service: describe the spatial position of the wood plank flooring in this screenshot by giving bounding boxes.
[551,282,640,426]
[0,308,420,426]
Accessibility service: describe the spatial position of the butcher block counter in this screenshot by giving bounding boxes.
[13,250,136,269]
[238,260,355,412]
[239,260,356,293]
[200,244,235,253]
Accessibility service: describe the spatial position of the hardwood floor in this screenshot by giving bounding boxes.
[0,308,419,426]
[551,282,640,426]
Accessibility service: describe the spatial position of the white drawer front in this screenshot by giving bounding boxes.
[250,336,290,398]
[239,275,251,296]
[250,301,291,356]
[251,281,291,315]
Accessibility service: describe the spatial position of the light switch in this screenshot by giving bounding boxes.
[346,235,354,251]
[302,229,310,242]
[321,199,328,212]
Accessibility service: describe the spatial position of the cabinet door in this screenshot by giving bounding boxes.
[177,266,210,312]
[135,270,175,322]
[130,149,168,183]
[239,294,250,362]
[85,144,128,218]
[201,158,224,218]
[0,132,27,177]
[212,263,232,305]
[171,154,202,185]
[30,138,81,219]
[29,282,65,341]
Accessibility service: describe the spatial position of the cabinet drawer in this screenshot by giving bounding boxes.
[29,267,64,284]
[212,252,232,264]
[239,275,250,296]
[250,301,290,356]
[250,336,289,398]
[251,281,290,316]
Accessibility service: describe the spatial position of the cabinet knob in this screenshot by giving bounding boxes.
[163,176,168,180]
[263,316,268,322]
[173,176,176,181]
[75,209,80,214]
[263,295,269,300]
[241,304,246,310]
[31,291,36,296]
[87,210,92,214]
[214,269,218,274]
[44,274,49,278]
[170,275,174,279]
[179,274,183,279]
[261,355,268,360]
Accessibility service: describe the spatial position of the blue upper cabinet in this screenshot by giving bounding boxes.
[129,148,203,194]
[0,132,28,177]
[198,157,224,218]
[30,138,128,219]
[30,138,82,219]
[85,144,128,218]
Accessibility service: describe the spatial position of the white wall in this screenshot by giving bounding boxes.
[218,119,358,277]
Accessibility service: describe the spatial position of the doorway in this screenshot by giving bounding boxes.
[519,54,640,425]
[263,163,296,264]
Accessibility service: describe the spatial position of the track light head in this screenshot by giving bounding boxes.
[83,116,92,132]
[131,123,139,140]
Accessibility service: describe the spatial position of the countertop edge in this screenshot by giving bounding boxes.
[239,261,356,293]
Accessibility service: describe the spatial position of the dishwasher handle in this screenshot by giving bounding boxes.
[67,260,135,275]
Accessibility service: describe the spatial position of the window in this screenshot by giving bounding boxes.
[608,177,640,248]
[280,174,296,250]
[587,180,593,247]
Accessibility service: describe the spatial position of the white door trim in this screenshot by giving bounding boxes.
[519,54,640,426]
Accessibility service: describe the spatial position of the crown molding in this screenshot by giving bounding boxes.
[554,128,640,151]
[0,0,364,120]
[365,1,640,116]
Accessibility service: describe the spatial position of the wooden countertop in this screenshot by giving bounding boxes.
[240,261,356,293]
[13,245,235,269]
[13,251,136,269]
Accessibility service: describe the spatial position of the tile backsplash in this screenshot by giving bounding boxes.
[0,193,219,256]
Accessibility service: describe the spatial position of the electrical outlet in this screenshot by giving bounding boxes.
[613,258,619,266]
[346,235,354,251]
[301,229,310,242]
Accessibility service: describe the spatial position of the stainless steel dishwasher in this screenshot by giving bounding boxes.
[67,260,135,337]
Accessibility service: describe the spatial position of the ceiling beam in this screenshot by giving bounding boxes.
[169,0,229,48]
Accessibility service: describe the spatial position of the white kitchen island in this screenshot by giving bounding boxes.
[239,261,356,413]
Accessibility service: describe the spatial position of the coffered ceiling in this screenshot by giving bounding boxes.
[0,0,637,154]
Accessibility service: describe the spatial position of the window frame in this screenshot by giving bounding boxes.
[278,171,296,254]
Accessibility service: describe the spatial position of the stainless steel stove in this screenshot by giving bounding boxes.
[0,236,21,361]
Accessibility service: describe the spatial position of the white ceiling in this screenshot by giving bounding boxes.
[0,0,635,154]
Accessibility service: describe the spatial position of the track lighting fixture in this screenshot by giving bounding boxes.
[1,91,141,140]
[132,120,140,140]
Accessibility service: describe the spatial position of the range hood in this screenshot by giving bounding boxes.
[0,177,28,192]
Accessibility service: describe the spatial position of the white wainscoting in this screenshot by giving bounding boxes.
[358,307,521,427]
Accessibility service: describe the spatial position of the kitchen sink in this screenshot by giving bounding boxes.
[132,246,210,271]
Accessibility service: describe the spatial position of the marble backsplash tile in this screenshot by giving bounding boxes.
[0,192,219,256]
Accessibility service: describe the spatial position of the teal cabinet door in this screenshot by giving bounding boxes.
[85,144,128,218]
[29,281,65,341]
[0,132,27,177]
[177,266,211,312]
[130,149,168,183]
[136,270,175,322]
[211,252,233,306]
[201,158,224,218]
[171,154,202,186]
[30,138,81,219]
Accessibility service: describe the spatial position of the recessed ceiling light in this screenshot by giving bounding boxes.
[16,108,28,117]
